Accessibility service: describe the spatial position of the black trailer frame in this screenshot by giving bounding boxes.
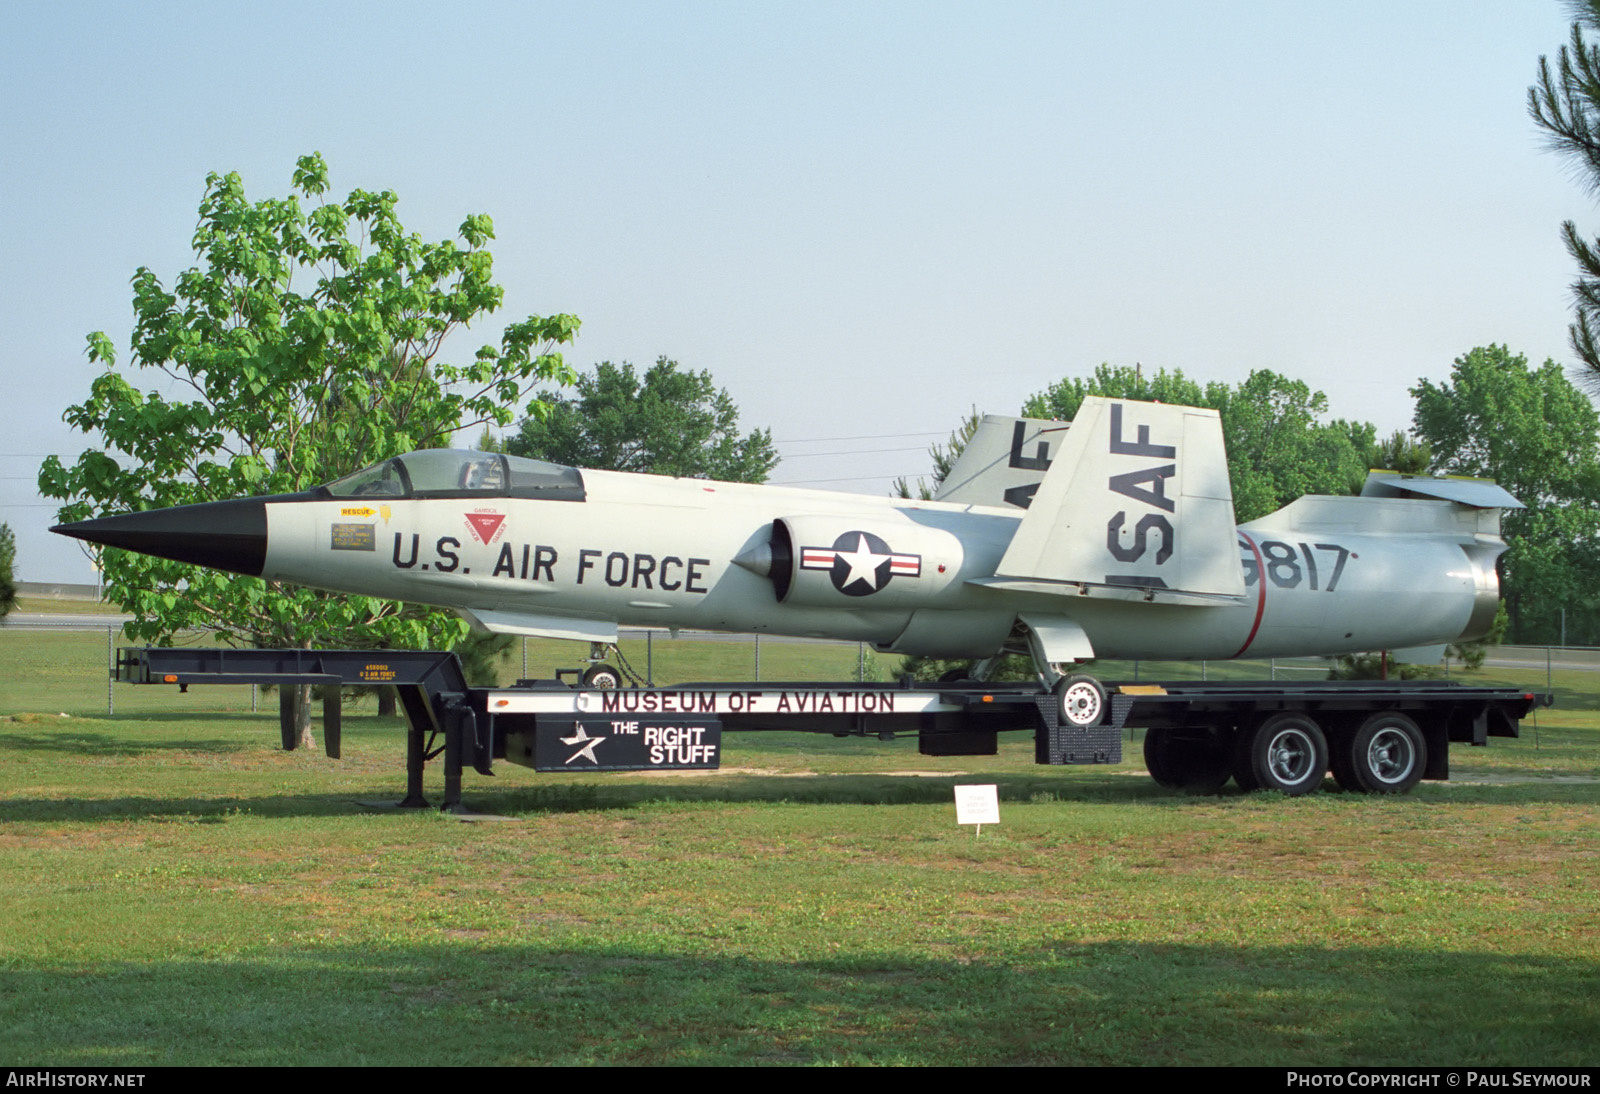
[114,647,1551,810]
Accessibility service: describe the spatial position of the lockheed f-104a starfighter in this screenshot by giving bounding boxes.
[54,397,1519,725]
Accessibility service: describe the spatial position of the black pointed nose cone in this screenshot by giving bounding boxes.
[52,497,268,577]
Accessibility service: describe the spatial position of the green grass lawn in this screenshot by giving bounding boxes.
[1,626,1596,1065]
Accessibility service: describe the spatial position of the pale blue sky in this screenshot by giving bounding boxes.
[1,1,1587,581]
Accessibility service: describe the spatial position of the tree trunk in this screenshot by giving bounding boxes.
[294,683,317,751]
[378,686,397,718]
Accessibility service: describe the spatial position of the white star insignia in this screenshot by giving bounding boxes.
[838,533,888,591]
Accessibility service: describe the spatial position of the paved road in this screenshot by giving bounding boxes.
[3,613,129,627]
[1483,655,1600,673]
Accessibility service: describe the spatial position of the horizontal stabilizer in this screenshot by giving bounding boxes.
[970,576,1248,606]
[992,398,1246,602]
[1243,493,1501,537]
[1360,472,1524,509]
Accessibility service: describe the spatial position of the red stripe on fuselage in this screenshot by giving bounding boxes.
[1231,531,1267,658]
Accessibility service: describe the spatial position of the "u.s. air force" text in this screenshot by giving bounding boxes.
[391,535,711,593]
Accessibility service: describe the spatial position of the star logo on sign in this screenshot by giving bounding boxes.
[560,724,606,764]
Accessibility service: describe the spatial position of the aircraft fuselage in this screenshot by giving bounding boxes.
[264,470,1495,662]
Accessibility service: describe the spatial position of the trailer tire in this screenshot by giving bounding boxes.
[581,664,622,689]
[1233,713,1327,796]
[1341,712,1426,794]
[1056,674,1107,727]
[1143,729,1180,788]
[1144,729,1231,793]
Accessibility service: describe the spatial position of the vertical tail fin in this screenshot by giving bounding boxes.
[982,397,1246,602]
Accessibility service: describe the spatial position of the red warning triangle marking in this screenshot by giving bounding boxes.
[465,513,506,544]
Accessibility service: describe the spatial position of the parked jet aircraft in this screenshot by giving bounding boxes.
[53,397,1519,726]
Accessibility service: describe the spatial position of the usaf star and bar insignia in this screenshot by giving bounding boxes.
[799,531,922,597]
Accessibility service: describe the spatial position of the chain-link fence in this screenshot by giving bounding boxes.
[5,616,1596,718]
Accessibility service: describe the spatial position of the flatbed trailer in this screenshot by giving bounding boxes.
[114,647,1551,810]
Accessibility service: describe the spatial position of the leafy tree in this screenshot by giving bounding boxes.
[508,358,777,482]
[1411,345,1600,643]
[1412,347,1600,503]
[895,651,1037,685]
[1214,371,1374,522]
[894,408,982,500]
[1024,363,1221,417]
[1370,429,1432,474]
[1024,365,1374,522]
[1529,0,1600,382]
[39,154,578,746]
[0,523,16,619]
[1326,652,1442,681]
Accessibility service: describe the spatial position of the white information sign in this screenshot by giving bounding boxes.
[954,784,1000,833]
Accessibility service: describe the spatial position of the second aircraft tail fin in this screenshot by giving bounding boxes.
[933,415,1070,509]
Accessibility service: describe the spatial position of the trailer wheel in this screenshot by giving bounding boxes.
[581,664,622,689]
[1233,713,1327,796]
[1341,712,1426,794]
[1143,729,1231,793]
[1056,674,1106,727]
[1143,729,1180,788]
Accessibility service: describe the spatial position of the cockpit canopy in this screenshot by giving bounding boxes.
[320,450,586,502]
